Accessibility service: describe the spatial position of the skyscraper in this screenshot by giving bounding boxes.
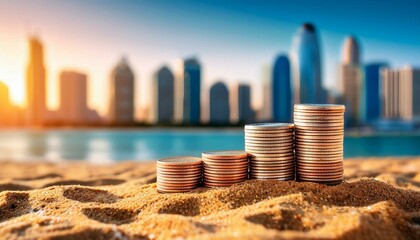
[108,58,135,124]
[238,84,254,124]
[0,82,22,126]
[362,62,388,124]
[154,66,174,123]
[272,54,292,122]
[381,66,420,121]
[340,36,362,124]
[260,63,272,121]
[291,23,327,104]
[209,81,230,124]
[0,82,12,125]
[182,58,201,124]
[59,71,89,124]
[26,37,46,125]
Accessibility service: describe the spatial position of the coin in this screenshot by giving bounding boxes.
[201,149,249,188]
[156,156,203,193]
[250,175,294,180]
[202,158,248,164]
[202,150,248,159]
[157,156,202,166]
[294,104,345,111]
[245,123,294,131]
[294,104,345,184]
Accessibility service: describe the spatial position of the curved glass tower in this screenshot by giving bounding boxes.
[291,23,326,104]
[272,54,291,122]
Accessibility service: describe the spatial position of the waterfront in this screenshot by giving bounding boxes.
[0,129,419,162]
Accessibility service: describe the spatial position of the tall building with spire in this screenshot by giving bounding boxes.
[26,37,46,126]
[272,54,292,122]
[291,23,327,104]
[340,36,362,124]
[154,66,174,123]
[176,58,201,125]
[108,58,135,124]
[209,81,230,124]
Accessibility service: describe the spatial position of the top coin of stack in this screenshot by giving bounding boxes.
[156,156,202,193]
[202,150,248,188]
[245,123,295,180]
[294,104,345,185]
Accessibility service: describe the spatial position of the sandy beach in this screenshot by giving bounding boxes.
[0,158,419,239]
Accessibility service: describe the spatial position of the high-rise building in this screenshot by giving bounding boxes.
[272,54,292,122]
[154,66,174,123]
[260,63,272,121]
[291,23,327,104]
[340,36,362,124]
[59,71,89,124]
[179,58,201,124]
[0,81,22,126]
[108,58,135,124]
[381,66,420,121]
[362,62,388,124]
[238,84,254,124]
[209,81,230,124]
[26,37,46,125]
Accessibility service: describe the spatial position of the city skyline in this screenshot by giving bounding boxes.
[0,0,419,119]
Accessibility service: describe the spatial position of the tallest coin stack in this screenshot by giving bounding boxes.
[294,104,345,185]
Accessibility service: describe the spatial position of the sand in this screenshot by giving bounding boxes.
[0,158,419,240]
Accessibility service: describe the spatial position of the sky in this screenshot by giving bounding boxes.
[0,0,419,119]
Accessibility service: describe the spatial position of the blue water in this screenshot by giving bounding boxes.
[0,129,418,162]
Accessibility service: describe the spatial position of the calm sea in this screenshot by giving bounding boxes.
[0,129,419,163]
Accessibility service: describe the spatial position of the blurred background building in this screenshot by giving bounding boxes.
[108,58,135,125]
[153,66,174,124]
[59,71,88,124]
[26,37,46,126]
[381,67,420,122]
[209,81,230,124]
[178,58,201,125]
[340,36,362,125]
[237,84,255,124]
[361,62,388,124]
[272,54,292,122]
[291,23,327,105]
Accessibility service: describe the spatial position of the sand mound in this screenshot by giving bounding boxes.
[0,158,419,239]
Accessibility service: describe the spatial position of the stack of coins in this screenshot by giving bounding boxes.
[245,123,295,180]
[294,104,345,185]
[202,151,248,187]
[156,156,202,193]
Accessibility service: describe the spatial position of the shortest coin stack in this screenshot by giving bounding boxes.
[156,156,202,193]
[202,151,248,188]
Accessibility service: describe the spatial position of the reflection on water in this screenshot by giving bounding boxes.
[0,129,419,162]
